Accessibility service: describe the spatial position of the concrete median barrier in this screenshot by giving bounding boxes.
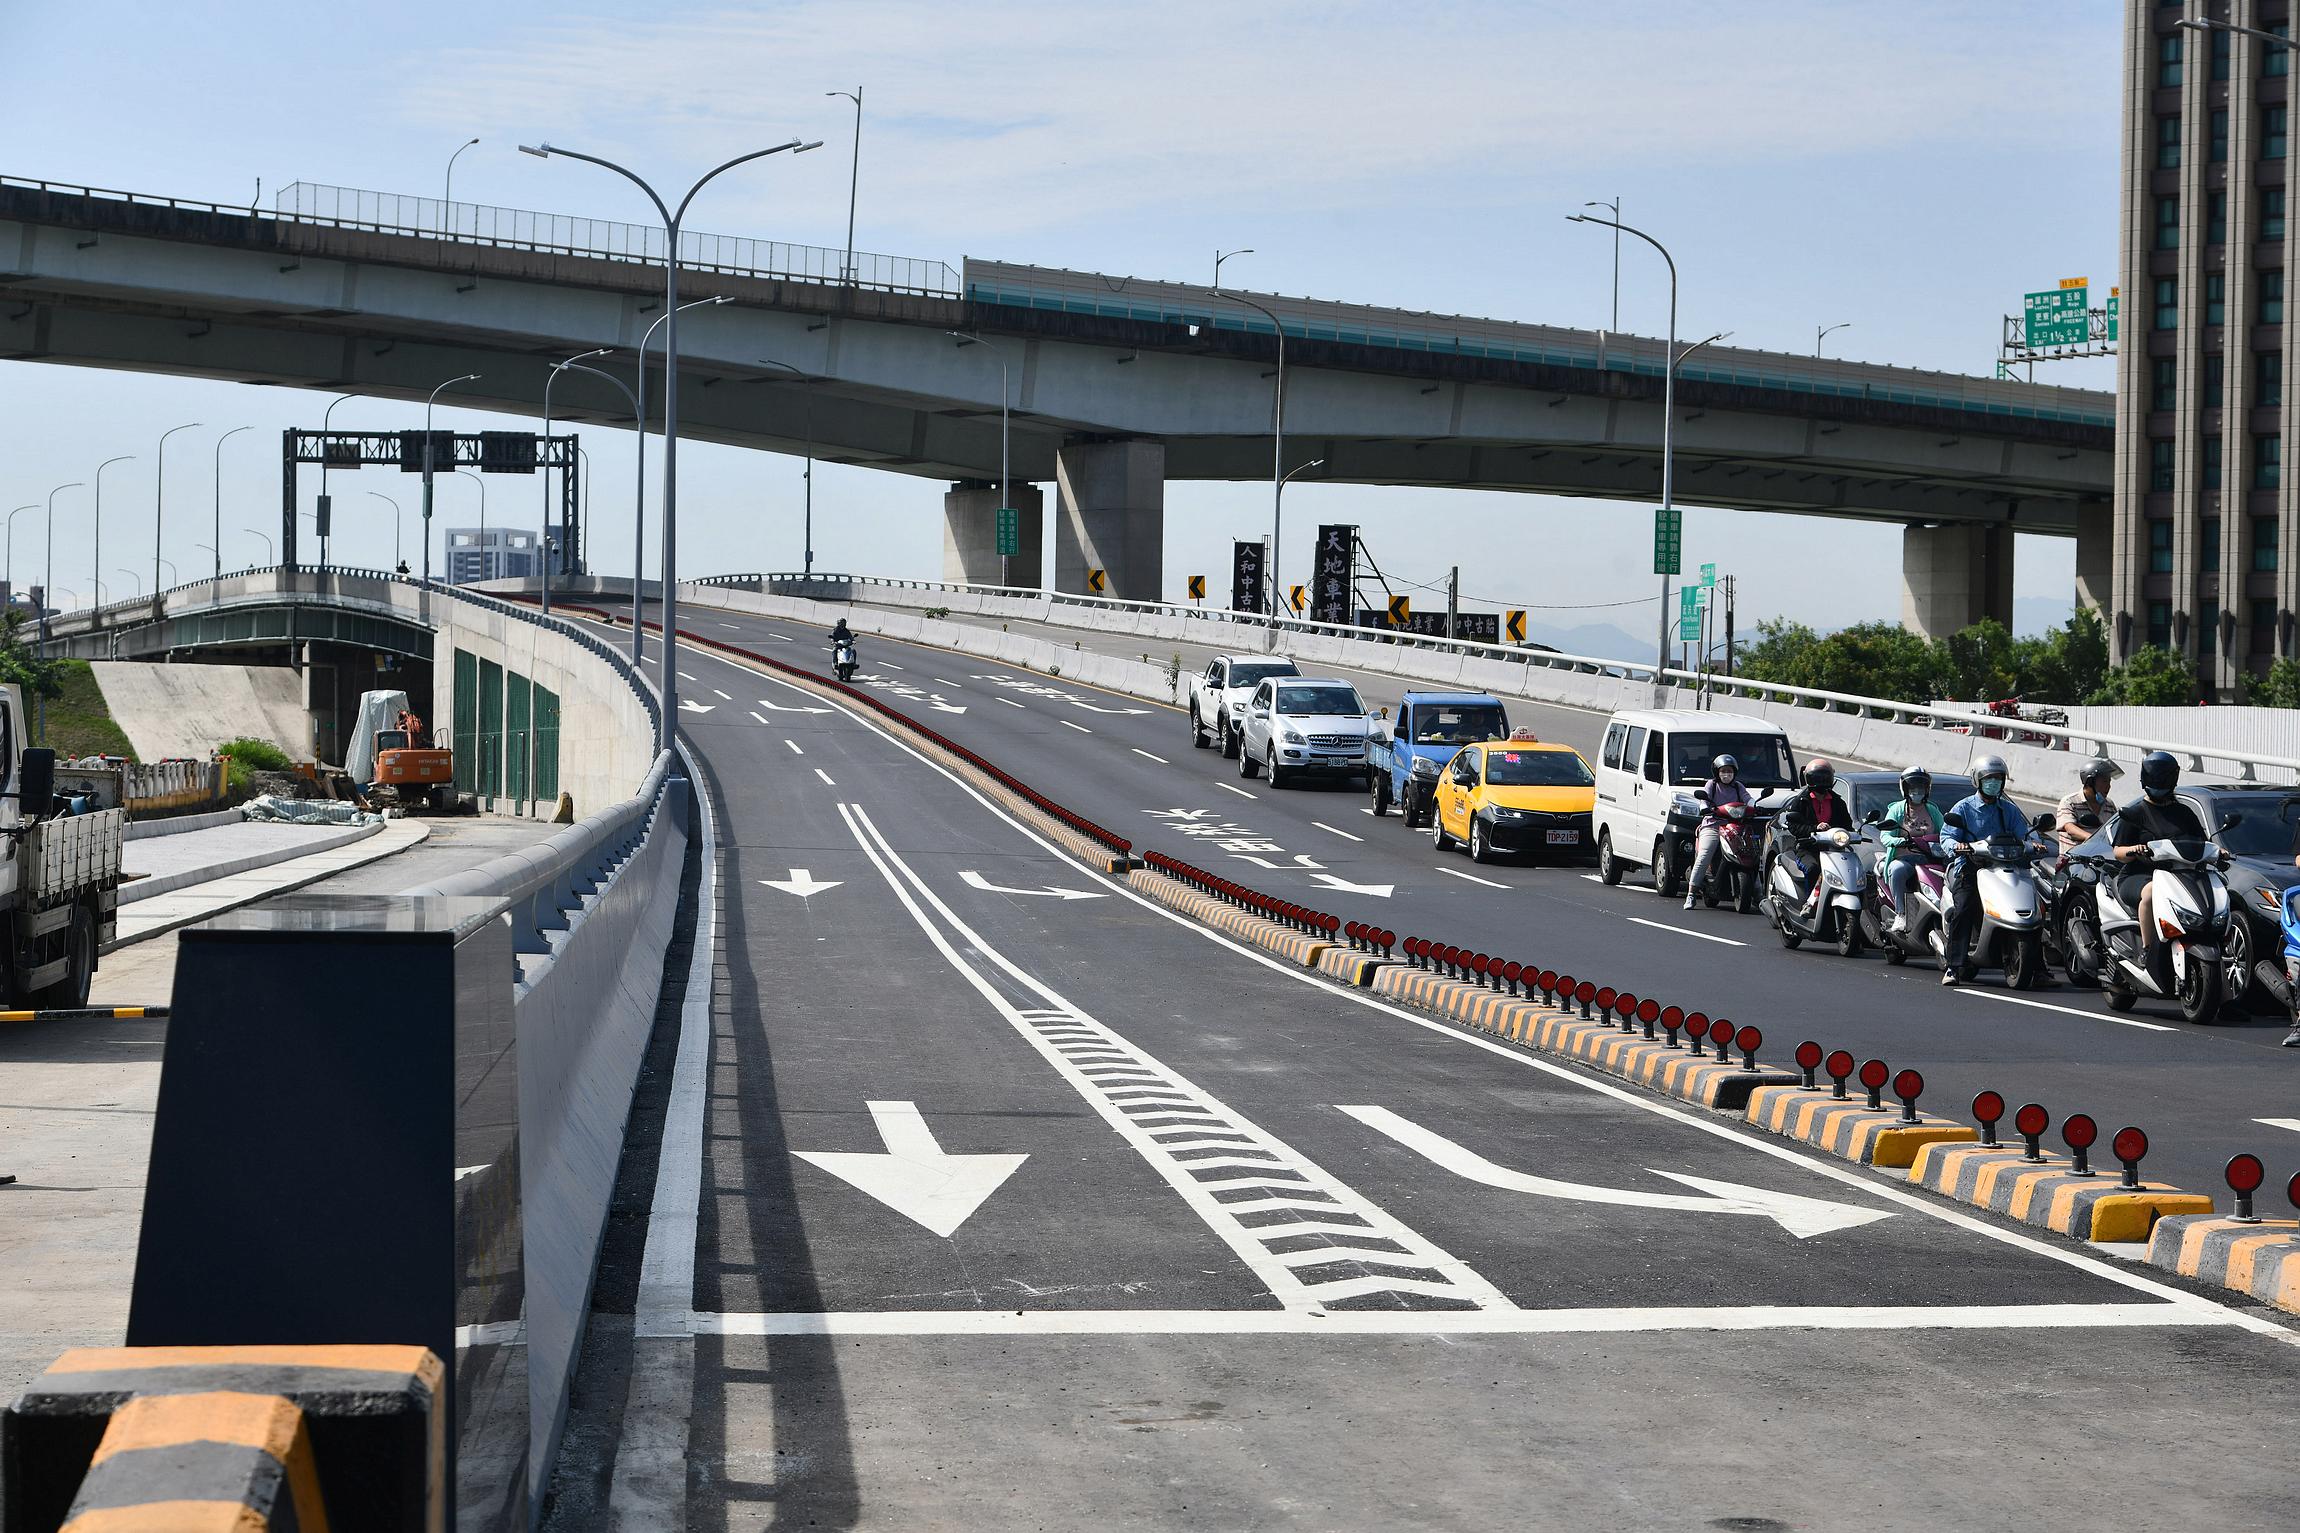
[1745,1083,1978,1170]
[2145,1216,2300,1311]
[1908,1141,2212,1242]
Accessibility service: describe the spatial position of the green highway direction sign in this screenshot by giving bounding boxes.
[2023,281,2089,349]
[2106,286,2118,343]
[1699,561,1717,589]
[1652,507,1682,575]
[996,506,1020,557]
[1678,586,1702,641]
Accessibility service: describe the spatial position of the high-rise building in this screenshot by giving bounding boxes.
[444,526,543,585]
[2120,1,2299,695]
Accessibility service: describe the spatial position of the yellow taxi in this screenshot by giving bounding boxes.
[1430,737,1598,865]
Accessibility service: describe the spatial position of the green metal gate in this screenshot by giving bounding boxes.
[478,658,503,800]
[452,649,478,793]
[506,671,531,807]
[532,685,560,804]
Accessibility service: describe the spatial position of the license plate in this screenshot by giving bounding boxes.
[1546,829,1579,845]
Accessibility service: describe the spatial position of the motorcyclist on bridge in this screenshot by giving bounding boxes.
[829,617,854,646]
[1877,765,1944,938]
[1683,753,1753,911]
[2111,750,2211,983]
[1769,758,1853,892]
[2055,755,2120,851]
[1938,754,2033,987]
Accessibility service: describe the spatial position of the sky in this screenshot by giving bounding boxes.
[0,1,2120,645]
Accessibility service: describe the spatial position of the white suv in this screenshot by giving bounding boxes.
[1238,677,1375,789]
[1189,654,1302,758]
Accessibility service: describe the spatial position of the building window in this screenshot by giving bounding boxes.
[2270,24,2292,78]
[2208,190,2227,247]
[2160,32,2183,87]
[2214,26,2233,81]
[2200,605,2219,660]
[2148,600,2173,649]
[2267,105,2289,160]
[2157,276,2180,330]
[2152,356,2178,411]
[2205,439,2224,489]
[2257,517,2282,572]
[2151,440,2176,492]
[2204,517,2224,569]
[2151,519,2175,572]
[2213,107,2231,162]
[2257,434,2283,490]
[2205,351,2226,405]
[2259,349,2284,406]
[2266,188,2288,243]
[2207,272,2227,326]
[2158,114,2183,169]
[2253,599,2279,651]
[2262,270,2285,325]
[2158,195,2182,250]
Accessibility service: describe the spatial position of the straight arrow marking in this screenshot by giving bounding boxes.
[760,868,842,897]
[1339,1105,1892,1239]
[958,870,1106,901]
[677,698,716,714]
[793,1100,1027,1238]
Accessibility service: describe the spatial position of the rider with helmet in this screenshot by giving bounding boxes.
[2111,750,2211,977]
[1938,754,2035,986]
[1770,758,1854,891]
[2055,756,2121,851]
[1683,753,1754,910]
[1877,765,1945,938]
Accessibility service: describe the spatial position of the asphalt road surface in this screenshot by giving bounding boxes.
[540,605,2300,1532]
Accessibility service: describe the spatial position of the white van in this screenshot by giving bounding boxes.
[1592,709,1796,895]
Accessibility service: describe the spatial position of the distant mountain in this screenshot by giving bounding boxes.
[1518,618,1653,663]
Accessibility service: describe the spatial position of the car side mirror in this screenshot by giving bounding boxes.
[1862,809,1884,825]
[16,747,53,814]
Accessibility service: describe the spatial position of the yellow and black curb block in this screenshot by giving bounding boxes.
[1130,870,1328,968]
[1908,1142,2213,1243]
[3,1344,444,1533]
[58,1389,328,1532]
[2145,1216,2300,1309]
[0,1007,168,1025]
[1315,948,1394,987]
[1747,1084,1977,1170]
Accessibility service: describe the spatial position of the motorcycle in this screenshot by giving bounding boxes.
[1693,790,1763,913]
[2061,822,2237,1024]
[1867,843,1950,969]
[2246,884,2300,1045]
[1766,821,1872,957]
[834,638,859,683]
[1940,818,2056,990]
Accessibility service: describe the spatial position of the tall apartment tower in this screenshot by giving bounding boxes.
[2120,1,2300,695]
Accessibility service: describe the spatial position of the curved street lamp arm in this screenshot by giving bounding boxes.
[673,141,815,227]
[521,143,672,227]
[1567,213,1674,289]
[556,360,642,414]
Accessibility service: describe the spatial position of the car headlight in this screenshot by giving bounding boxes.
[1489,806,1527,821]
[2255,885,2285,914]
[1410,757,1440,780]
[1282,726,1305,744]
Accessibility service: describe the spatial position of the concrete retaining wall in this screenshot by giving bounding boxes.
[88,661,314,760]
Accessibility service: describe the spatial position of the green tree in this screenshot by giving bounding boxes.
[2087,645,2197,705]
[1739,618,1936,702]
[1931,618,2020,703]
[2015,607,2110,704]
[0,608,61,704]
[2244,655,2300,708]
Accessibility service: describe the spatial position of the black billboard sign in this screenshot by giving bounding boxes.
[1231,540,1265,613]
[1312,524,1355,626]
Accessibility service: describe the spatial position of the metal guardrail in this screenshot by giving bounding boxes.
[700,572,2300,782]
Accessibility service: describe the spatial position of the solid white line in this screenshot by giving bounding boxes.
[2257,1118,2300,1134]
[1216,782,1257,800]
[998,697,1027,709]
[685,1302,2219,1338]
[1435,866,1509,889]
[1961,989,2179,1033]
[1132,748,1169,764]
[690,643,2297,1345]
[1312,822,1365,843]
[1060,720,1093,734]
[1627,916,1745,948]
[814,768,836,786]
[783,740,803,755]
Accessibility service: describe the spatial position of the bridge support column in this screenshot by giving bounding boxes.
[1900,523,2013,640]
[942,481,1044,587]
[1054,439,1164,600]
[2074,500,2112,621]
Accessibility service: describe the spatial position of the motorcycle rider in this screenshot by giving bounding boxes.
[2110,750,2212,982]
[1877,765,1945,938]
[2055,756,2120,851]
[1683,753,1754,910]
[1938,754,2034,987]
[1771,758,1854,899]
[829,617,855,648]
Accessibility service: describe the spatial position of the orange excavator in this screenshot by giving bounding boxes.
[371,709,454,808]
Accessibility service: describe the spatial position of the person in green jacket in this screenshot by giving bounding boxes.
[1878,765,1945,938]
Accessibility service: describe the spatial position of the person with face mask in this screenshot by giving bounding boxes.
[1877,765,1943,938]
[1937,754,2033,986]
[2110,750,2210,980]
[2056,757,2120,851]
[1769,758,1853,898]
[1683,753,1752,910]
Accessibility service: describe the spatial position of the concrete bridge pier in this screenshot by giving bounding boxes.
[942,481,1045,588]
[1055,439,1164,601]
[1900,522,2014,640]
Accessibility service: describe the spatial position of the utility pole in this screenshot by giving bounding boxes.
[1446,566,1459,640]
[1723,574,1737,680]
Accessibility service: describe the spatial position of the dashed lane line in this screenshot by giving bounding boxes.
[1627,916,1745,948]
[1061,720,1093,734]
[998,698,1027,709]
[1435,867,1509,889]
[1216,782,1257,800]
[934,678,963,688]
[814,768,836,786]
[1132,748,1169,764]
[784,740,804,755]
[749,711,768,725]
[713,688,731,700]
[1312,822,1364,843]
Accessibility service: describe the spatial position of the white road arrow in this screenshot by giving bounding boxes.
[1309,872,1395,898]
[957,870,1106,901]
[760,868,842,898]
[1068,701,1151,715]
[756,697,834,715]
[677,698,716,714]
[793,1100,1027,1237]
[1339,1105,1892,1239]
[929,699,969,714]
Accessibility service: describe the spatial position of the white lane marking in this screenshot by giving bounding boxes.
[958,869,1105,901]
[760,869,842,898]
[839,801,1513,1315]
[880,662,905,671]
[934,678,963,688]
[455,1164,490,1181]
[1435,866,1510,889]
[791,1100,1025,1238]
[1060,720,1093,734]
[783,739,803,755]
[998,697,1027,709]
[1962,989,2179,1033]
[1132,748,1170,764]
[1627,916,1745,948]
[678,670,698,681]
[1341,1105,1889,1237]
[688,1303,2229,1338]
[749,711,768,725]
[1309,872,1393,897]
[1359,807,1375,816]
[814,768,837,786]
[2256,1118,2300,1135]
[1311,822,1364,843]
[712,688,731,700]
[717,622,739,629]
[688,643,2293,1345]
[767,633,792,641]
[1216,782,1257,800]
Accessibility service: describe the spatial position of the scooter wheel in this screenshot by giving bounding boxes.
[1884,942,1908,966]
[2104,987,2137,1012]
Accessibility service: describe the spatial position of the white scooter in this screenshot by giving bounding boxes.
[834,639,859,683]
[2064,827,2235,1024]
[1767,822,1872,957]
[1940,813,2057,990]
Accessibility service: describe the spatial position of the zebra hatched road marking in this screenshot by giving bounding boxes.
[841,803,1513,1315]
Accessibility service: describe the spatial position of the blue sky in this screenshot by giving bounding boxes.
[1,1,2118,639]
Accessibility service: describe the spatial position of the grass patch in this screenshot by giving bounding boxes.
[38,660,135,761]
[218,736,294,795]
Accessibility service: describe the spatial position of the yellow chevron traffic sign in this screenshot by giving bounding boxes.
[1505,609,1526,643]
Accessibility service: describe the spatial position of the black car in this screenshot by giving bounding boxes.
[2165,782,2300,1014]
[1839,771,1978,875]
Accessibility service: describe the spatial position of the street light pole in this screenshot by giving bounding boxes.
[454,469,487,584]
[243,528,273,563]
[43,481,80,644]
[543,348,612,617]
[153,421,200,602]
[117,568,141,599]
[1816,321,1851,357]
[945,333,1012,587]
[828,88,862,285]
[1207,287,1288,639]
[369,492,403,571]
[620,295,733,666]
[1214,247,1254,289]
[1275,458,1326,619]
[6,505,34,604]
[443,138,480,236]
[212,425,252,584]
[316,393,354,569]
[1584,198,1621,332]
[423,374,481,589]
[758,359,818,577]
[93,454,134,619]
[1569,212,1676,696]
[553,360,647,664]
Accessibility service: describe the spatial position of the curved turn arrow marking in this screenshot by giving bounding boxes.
[1339,1105,1893,1239]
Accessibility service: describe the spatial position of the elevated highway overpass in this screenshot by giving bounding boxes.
[1,172,2109,634]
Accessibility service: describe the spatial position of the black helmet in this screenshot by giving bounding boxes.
[2139,749,2180,804]
[1802,758,1835,792]
[2079,755,2118,793]
[1898,764,1932,798]
[1713,754,1739,777]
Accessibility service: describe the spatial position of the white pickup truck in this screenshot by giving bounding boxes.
[0,684,122,1007]
[1187,654,1302,758]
